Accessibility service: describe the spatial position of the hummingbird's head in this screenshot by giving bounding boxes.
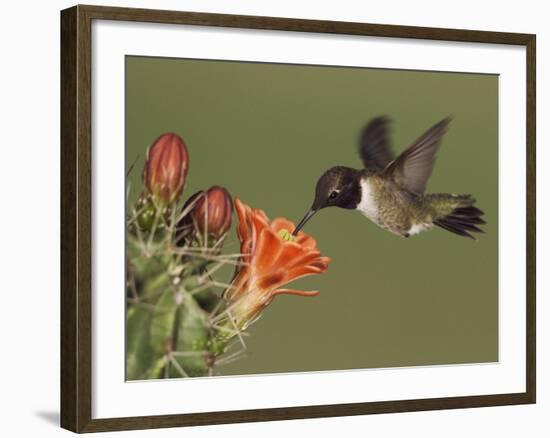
[293,166,361,235]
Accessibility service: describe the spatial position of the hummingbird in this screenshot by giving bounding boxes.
[293,116,485,239]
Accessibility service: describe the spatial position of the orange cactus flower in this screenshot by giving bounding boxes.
[225,198,331,329]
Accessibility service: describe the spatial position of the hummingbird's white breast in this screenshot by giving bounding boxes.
[356,179,381,225]
[356,177,432,237]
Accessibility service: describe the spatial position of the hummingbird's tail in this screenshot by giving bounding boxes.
[427,194,485,239]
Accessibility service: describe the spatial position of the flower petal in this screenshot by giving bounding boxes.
[285,250,322,270]
[309,257,331,270]
[295,233,317,249]
[271,288,320,297]
[249,210,269,254]
[255,228,283,274]
[270,217,296,233]
[239,236,253,263]
[284,265,326,283]
[258,270,286,290]
[251,212,269,236]
[272,241,307,269]
[253,207,270,223]
[234,198,250,243]
[225,266,251,300]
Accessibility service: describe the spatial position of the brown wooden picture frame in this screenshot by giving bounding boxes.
[60,4,536,433]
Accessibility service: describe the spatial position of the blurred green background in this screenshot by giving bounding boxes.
[126,56,498,376]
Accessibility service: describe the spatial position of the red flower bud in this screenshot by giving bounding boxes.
[143,133,189,205]
[182,186,233,240]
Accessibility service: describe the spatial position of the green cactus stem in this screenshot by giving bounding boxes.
[126,201,244,379]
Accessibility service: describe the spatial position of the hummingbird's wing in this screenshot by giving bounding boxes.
[383,118,451,195]
[358,116,394,171]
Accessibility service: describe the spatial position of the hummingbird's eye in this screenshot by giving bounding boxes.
[329,190,339,200]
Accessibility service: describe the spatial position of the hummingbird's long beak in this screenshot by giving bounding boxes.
[292,209,317,236]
